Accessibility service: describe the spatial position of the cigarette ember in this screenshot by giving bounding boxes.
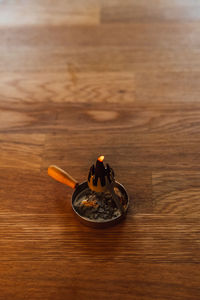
[81,199,98,207]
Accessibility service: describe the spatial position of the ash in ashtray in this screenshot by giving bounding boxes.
[73,187,127,221]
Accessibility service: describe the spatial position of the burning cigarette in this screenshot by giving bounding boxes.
[88,156,113,193]
[87,156,124,215]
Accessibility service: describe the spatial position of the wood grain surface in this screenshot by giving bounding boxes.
[0,0,200,299]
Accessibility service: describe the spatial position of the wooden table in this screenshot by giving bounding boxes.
[0,1,200,299]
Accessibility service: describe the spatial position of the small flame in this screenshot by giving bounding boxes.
[98,155,104,162]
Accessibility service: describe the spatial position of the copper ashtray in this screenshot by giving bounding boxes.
[48,156,129,228]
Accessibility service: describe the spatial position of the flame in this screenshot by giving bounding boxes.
[98,155,104,162]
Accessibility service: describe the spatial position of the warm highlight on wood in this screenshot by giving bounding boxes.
[0,0,200,299]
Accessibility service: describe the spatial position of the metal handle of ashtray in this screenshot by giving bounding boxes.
[48,165,78,189]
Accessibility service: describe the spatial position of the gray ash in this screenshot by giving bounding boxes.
[73,188,127,221]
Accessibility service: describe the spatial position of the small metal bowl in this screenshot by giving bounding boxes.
[71,181,129,228]
[48,165,129,228]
